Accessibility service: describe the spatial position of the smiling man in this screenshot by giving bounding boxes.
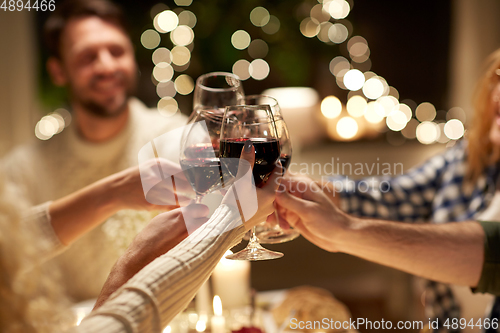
[1,0,186,301]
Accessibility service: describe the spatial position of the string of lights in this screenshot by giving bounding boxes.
[35,0,465,145]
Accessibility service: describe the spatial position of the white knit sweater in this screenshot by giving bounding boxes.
[1,98,187,300]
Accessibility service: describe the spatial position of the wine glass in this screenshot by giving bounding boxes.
[243,95,300,244]
[180,109,225,204]
[219,104,283,261]
[181,72,245,150]
[190,72,245,121]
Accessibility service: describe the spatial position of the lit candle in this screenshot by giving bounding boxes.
[211,295,225,333]
[212,250,251,309]
[196,280,212,317]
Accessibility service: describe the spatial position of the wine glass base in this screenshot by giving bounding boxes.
[225,242,284,261]
[258,229,300,244]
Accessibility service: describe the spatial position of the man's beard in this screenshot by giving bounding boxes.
[77,94,130,118]
[70,73,137,118]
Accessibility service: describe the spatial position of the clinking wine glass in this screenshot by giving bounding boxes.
[219,104,284,261]
[179,109,225,204]
[243,95,300,244]
[190,72,245,121]
[182,72,245,150]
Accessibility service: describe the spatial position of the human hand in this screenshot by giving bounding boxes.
[269,176,352,252]
[94,203,209,309]
[109,158,193,211]
[221,140,283,231]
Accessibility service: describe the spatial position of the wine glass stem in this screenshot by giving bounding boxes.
[195,195,203,204]
[248,227,261,247]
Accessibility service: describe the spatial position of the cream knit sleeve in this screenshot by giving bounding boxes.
[21,202,67,264]
[76,203,245,333]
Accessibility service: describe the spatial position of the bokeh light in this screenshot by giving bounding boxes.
[170,46,191,66]
[436,123,450,144]
[377,96,398,116]
[232,60,251,80]
[152,48,171,65]
[446,107,467,123]
[388,86,399,99]
[141,29,160,49]
[337,116,358,139]
[300,18,320,38]
[401,118,419,139]
[178,10,197,28]
[329,56,350,76]
[249,59,270,80]
[416,102,436,122]
[156,80,176,98]
[310,4,331,22]
[262,15,280,34]
[153,62,174,82]
[174,0,192,6]
[317,22,334,43]
[171,25,194,46]
[416,121,439,144]
[174,74,194,95]
[328,23,348,44]
[343,69,365,91]
[336,69,348,90]
[362,77,384,99]
[250,7,270,27]
[444,119,465,140]
[348,36,368,57]
[248,39,269,59]
[321,96,342,119]
[157,10,179,33]
[386,110,407,131]
[326,0,351,19]
[231,30,251,50]
[346,95,367,117]
[158,97,179,117]
[35,112,68,140]
[398,103,413,122]
[153,14,167,33]
[364,102,384,124]
[150,3,168,20]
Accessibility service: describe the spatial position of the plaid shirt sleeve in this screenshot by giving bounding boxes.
[325,146,460,222]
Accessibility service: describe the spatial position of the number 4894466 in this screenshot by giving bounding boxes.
[1,0,56,11]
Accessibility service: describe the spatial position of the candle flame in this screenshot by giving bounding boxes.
[162,325,171,333]
[213,295,223,316]
[196,320,207,332]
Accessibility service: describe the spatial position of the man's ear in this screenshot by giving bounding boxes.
[46,57,67,86]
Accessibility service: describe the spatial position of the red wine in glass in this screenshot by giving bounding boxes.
[279,154,291,170]
[180,144,223,196]
[219,138,280,187]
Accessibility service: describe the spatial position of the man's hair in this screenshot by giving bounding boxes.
[43,0,128,58]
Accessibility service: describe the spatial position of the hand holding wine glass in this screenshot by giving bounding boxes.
[242,95,300,244]
[220,104,284,260]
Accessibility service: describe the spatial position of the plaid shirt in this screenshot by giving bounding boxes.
[327,140,500,332]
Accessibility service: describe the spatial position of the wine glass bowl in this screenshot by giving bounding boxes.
[242,95,300,244]
[180,109,225,203]
[191,72,245,120]
[220,105,284,261]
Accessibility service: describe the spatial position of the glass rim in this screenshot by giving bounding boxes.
[195,72,242,92]
[244,94,279,106]
[196,107,225,120]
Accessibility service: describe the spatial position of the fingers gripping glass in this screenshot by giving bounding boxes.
[220,104,284,261]
[243,95,300,244]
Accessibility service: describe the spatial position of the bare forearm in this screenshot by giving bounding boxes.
[49,177,119,245]
[337,219,485,287]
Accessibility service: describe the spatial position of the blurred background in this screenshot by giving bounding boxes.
[1,0,500,330]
